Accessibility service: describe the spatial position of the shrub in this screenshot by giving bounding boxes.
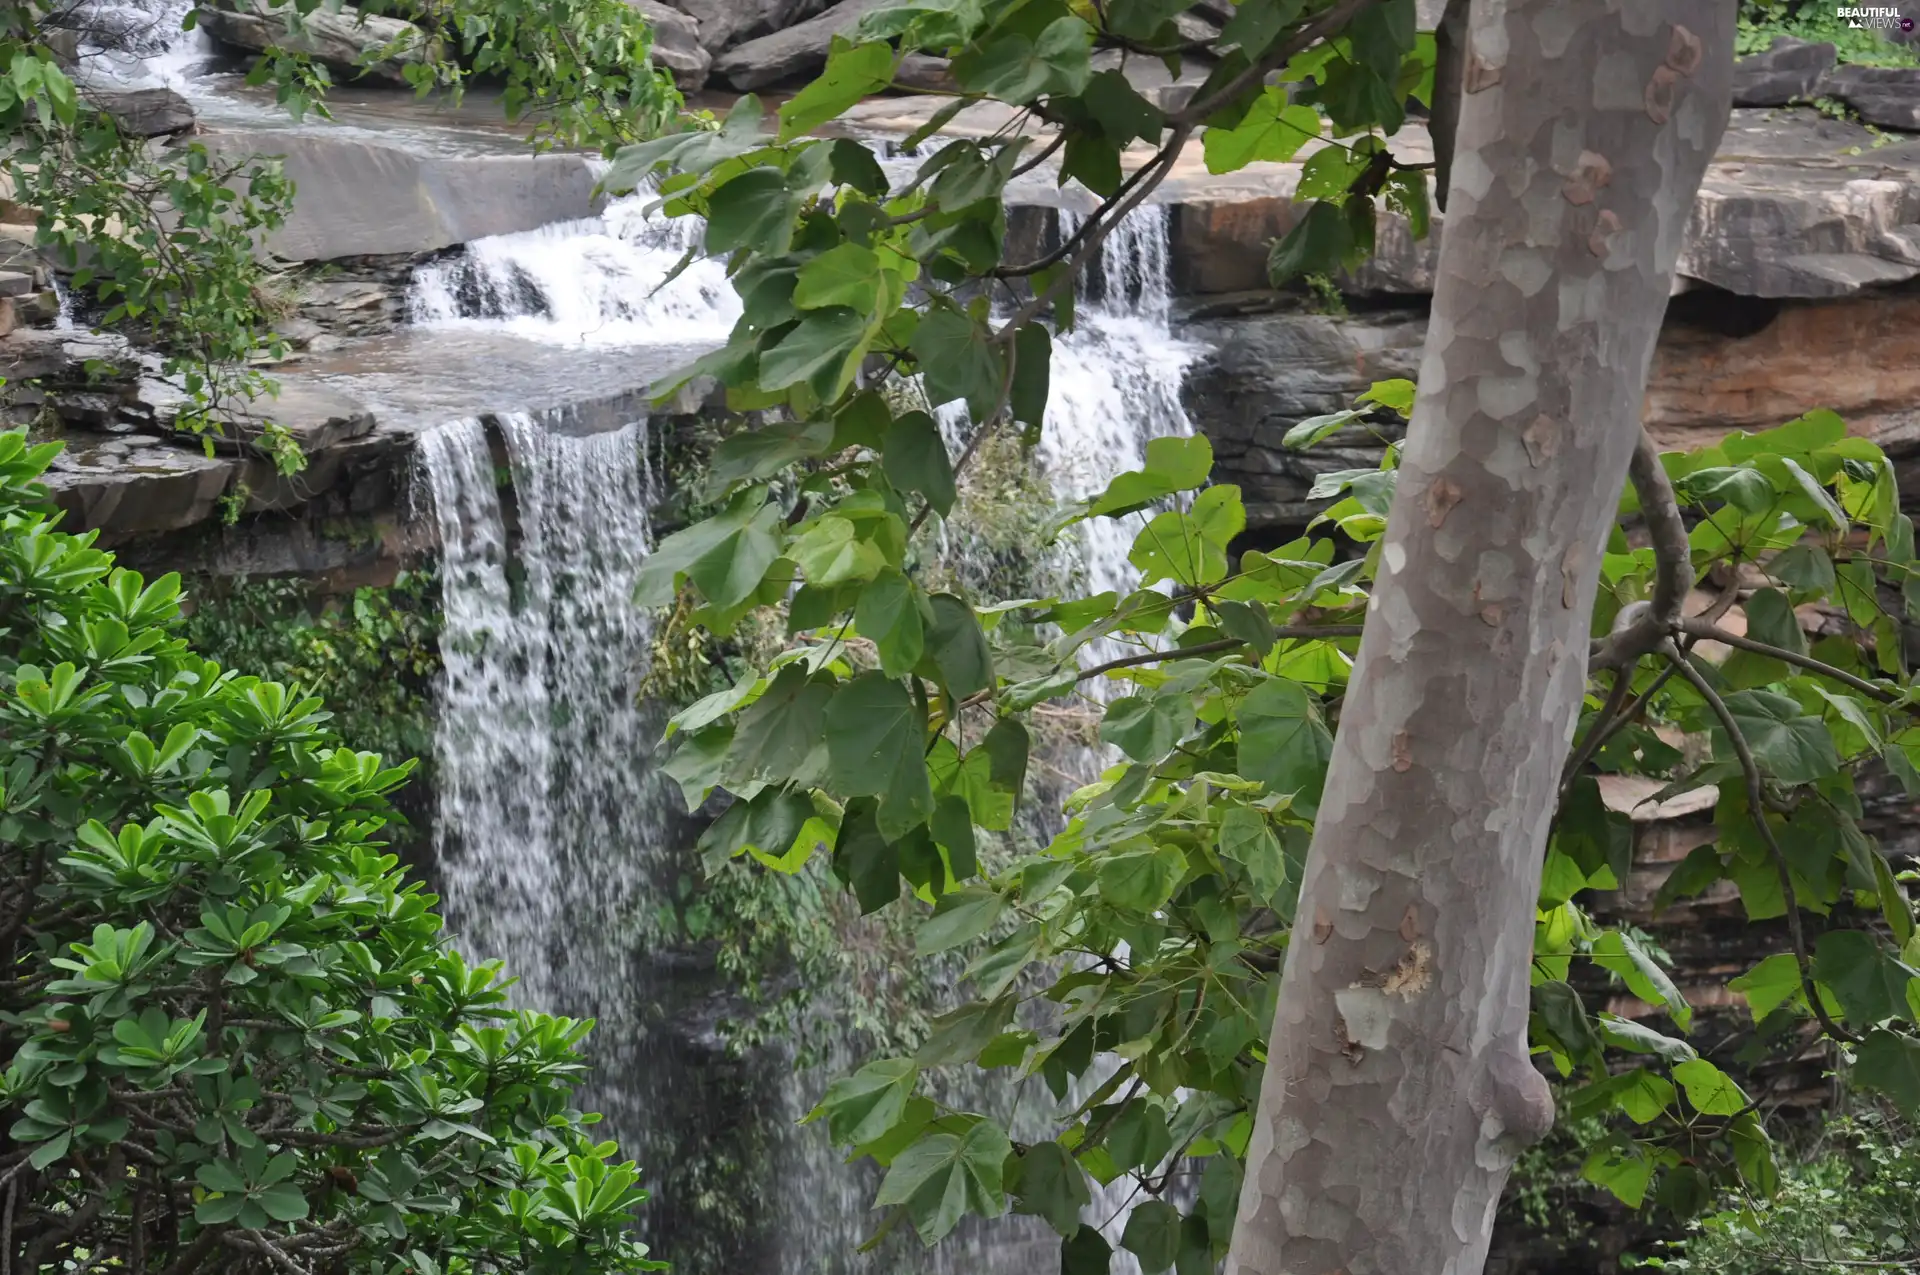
[0,427,661,1275]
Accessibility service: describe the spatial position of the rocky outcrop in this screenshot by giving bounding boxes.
[1730,36,1834,107]
[195,0,437,86]
[664,0,833,54]
[187,133,603,261]
[1186,285,1920,534]
[1822,64,1920,132]
[710,0,884,90]
[627,0,711,90]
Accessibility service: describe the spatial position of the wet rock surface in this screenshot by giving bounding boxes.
[196,0,437,84]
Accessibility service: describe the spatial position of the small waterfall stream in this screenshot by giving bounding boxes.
[411,189,1195,1273]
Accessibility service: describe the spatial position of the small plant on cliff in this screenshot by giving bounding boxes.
[0,428,661,1275]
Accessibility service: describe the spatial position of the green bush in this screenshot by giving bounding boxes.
[1738,0,1920,66]
[0,428,661,1275]
[1645,1110,1920,1274]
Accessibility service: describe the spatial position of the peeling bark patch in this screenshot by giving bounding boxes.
[1398,904,1421,942]
[1561,150,1612,205]
[1562,545,1585,608]
[1588,208,1622,257]
[1382,942,1434,998]
[1465,55,1502,93]
[1312,907,1334,945]
[1334,989,1390,1053]
[1425,477,1464,528]
[1391,731,1413,773]
[1480,604,1505,627]
[1523,414,1558,466]
[1645,64,1680,124]
[1666,24,1703,76]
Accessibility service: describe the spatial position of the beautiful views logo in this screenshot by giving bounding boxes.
[1838,5,1917,30]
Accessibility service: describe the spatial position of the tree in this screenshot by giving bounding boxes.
[599,1,1920,1272]
[0,426,663,1275]
[1228,5,1736,1271]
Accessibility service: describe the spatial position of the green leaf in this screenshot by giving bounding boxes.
[917,886,1006,954]
[1061,1225,1113,1275]
[1671,1059,1748,1117]
[913,307,1004,422]
[725,663,831,786]
[1120,1199,1182,1274]
[1218,806,1286,903]
[825,674,931,827]
[706,417,836,497]
[1813,929,1910,1025]
[1282,409,1363,451]
[1009,1141,1090,1237]
[1268,200,1354,287]
[1097,846,1185,912]
[1679,466,1775,515]
[759,307,867,392]
[883,412,958,517]
[792,515,887,586]
[778,40,896,140]
[794,242,885,311]
[1592,931,1692,1031]
[812,1057,918,1146]
[634,488,783,610]
[1854,1029,1920,1116]
[1100,694,1188,762]
[833,800,900,913]
[874,1120,1013,1244]
[705,166,800,256]
[1236,678,1333,817]
[952,15,1093,103]
[924,593,994,699]
[1009,323,1052,436]
[931,793,979,879]
[1720,690,1843,785]
[1202,89,1320,174]
[858,568,927,677]
[1581,1144,1655,1208]
[1730,952,1807,1021]
[1086,435,1214,517]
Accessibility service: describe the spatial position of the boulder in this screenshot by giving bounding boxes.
[40,434,242,539]
[195,0,437,86]
[1179,307,1425,530]
[710,0,886,90]
[187,132,603,260]
[1730,36,1834,107]
[1820,64,1920,132]
[92,83,195,136]
[626,0,711,91]
[663,0,834,53]
[895,54,956,92]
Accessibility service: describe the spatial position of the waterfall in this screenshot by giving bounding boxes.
[413,191,1195,1275]
[408,193,741,347]
[418,410,667,1015]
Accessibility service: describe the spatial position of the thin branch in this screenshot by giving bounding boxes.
[1659,639,1860,1046]
[1171,0,1385,126]
[1677,618,1898,705]
[1077,626,1365,682]
[1559,664,1636,793]
[1593,430,1695,669]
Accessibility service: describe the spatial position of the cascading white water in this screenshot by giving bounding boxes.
[408,193,741,347]
[1041,207,1199,622]
[419,411,667,1020]
[413,181,1196,1275]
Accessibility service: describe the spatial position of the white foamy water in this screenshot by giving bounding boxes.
[420,411,665,1011]
[408,193,741,347]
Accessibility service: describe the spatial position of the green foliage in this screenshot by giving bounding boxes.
[594,0,1920,1264]
[177,573,442,838]
[0,430,660,1275]
[1737,0,1920,67]
[1644,1111,1920,1273]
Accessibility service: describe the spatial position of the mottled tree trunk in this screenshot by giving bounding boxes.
[1227,3,1733,1273]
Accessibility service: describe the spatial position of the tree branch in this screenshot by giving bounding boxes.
[1658,639,1860,1045]
[1593,430,1694,669]
[1076,626,1365,682]
[1676,618,1898,705]
[1171,0,1386,126]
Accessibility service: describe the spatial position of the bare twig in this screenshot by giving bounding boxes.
[1677,618,1898,705]
[1658,639,1860,1045]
